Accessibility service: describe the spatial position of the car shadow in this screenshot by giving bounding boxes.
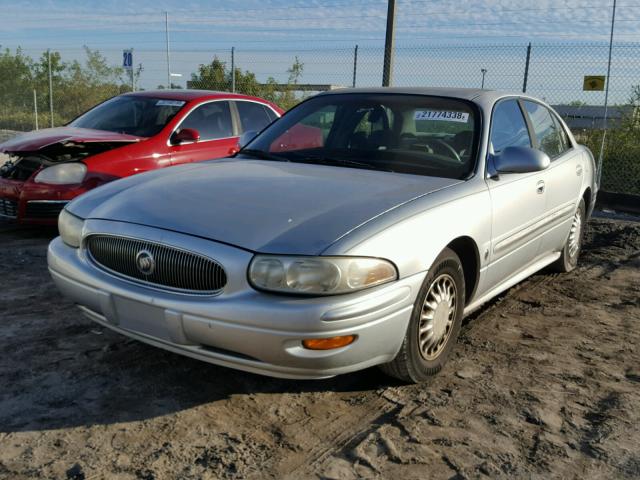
[0,315,399,433]
[0,219,58,240]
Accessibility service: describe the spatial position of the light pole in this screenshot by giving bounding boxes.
[165,11,171,89]
[481,68,487,89]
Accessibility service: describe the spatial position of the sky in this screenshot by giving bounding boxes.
[1,0,639,102]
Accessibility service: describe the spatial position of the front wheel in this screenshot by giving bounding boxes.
[552,198,585,273]
[380,247,465,383]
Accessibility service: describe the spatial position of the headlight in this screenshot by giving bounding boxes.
[58,209,84,248]
[34,163,87,184]
[248,255,397,295]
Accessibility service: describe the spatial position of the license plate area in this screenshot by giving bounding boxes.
[113,296,172,342]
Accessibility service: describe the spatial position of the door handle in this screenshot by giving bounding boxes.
[576,165,583,176]
[536,180,545,194]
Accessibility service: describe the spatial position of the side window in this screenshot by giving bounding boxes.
[236,101,273,133]
[180,101,233,141]
[552,114,571,153]
[523,101,566,159]
[490,99,531,153]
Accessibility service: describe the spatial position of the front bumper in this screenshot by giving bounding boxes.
[47,220,425,379]
[0,178,88,224]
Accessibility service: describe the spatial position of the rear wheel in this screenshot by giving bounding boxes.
[552,198,585,273]
[380,247,465,383]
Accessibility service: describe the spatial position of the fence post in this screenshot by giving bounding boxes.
[382,0,396,86]
[597,0,617,188]
[33,89,38,130]
[352,45,358,88]
[231,47,236,93]
[47,49,54,128]
[522,42,531,93]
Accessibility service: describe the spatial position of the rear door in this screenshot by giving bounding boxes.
[233,100,279,135]
[521,101,583,254]
[485,99,548,288]
[169,100,239,165]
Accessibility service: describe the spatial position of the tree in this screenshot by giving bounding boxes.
[188,55,305,110]
[0,47,135,130]
[190,57,228,90]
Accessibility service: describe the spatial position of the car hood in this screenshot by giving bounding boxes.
[70,159,461,254]
[0,127,143,153]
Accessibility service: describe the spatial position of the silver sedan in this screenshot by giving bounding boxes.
[48,88,596,382]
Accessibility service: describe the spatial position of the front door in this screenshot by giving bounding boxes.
[169,100,239,165]
[485,99,547,289]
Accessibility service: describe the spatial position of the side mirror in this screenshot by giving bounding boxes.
[492,146,550,174]
[238,130,259,149]
[171,128,200,145]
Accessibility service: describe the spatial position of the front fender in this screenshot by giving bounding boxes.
[323,180,492,279]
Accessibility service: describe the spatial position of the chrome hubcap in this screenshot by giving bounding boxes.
[568,211,582,258]
[418,273,457,360]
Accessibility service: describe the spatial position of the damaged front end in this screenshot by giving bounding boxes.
[0,140,128,181]
[0,140,129,224]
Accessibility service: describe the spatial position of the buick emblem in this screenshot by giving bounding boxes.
[135,250,155,276]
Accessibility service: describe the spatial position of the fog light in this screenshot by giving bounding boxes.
[302,335,356,350]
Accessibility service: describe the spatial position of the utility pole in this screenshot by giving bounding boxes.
[522,43,531,93]
[481,68,487,89]
[597,0,617,187]
[165,11,171,89]
[382,0,396,87]
[48,49,54,127]
[33,89,38,130]
[128,48,135,91]
[352,44,358,88]
[231,47,236,92]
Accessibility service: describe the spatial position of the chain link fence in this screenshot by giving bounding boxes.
[1,42,639,194]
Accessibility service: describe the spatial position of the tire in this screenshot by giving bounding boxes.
[380,247,465,383]
[552,198,585,273]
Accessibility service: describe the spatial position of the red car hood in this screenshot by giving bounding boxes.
[0,127,143,153]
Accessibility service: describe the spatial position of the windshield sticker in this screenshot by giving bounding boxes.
[156,100,186,107]
[414,110,469,123]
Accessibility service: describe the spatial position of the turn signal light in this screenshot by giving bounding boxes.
[302,335,356,350]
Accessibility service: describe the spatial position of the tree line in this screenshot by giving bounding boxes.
[0,47,132,131]
[0,46,306,132]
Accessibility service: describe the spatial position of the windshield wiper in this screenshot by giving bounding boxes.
[240,149,289,162]
[289,154,395,173]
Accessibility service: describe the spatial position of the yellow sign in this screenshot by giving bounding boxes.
[583,76,606,91]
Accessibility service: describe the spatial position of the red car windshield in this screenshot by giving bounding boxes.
[69,96,186,137]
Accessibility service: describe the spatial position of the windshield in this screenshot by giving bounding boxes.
[69,96,186,137]
[243,93,479,179]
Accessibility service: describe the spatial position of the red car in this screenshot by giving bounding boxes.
[0,90,282,224]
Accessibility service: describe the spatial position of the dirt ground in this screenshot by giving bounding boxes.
[0,215,638,480]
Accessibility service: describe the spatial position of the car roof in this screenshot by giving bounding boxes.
[123,89,272,103]
[317,87,512,104]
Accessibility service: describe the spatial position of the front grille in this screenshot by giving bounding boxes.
[25,201,67,219]
[86,235,227,294]
[0,198,18,218]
